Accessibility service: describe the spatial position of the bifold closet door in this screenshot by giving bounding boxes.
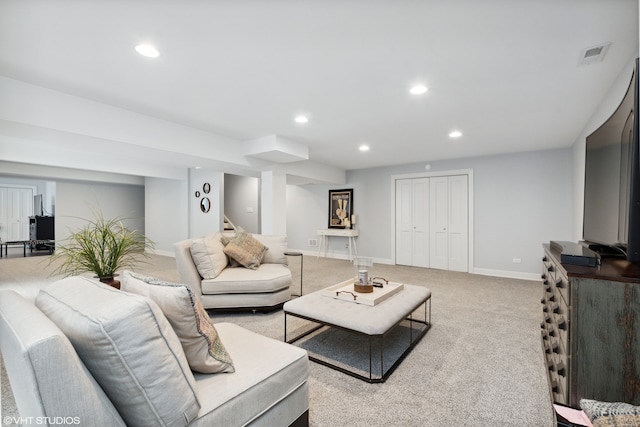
[395,178,429,267]
[0,188,7,242]
[429,175,468,272]
[7,187,32,241]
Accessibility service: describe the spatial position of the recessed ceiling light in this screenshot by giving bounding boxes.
[359,144,370,152]
[294,115,309,124]
[135,44,160,58]
[409,85,428,95]
[449,130,463,138]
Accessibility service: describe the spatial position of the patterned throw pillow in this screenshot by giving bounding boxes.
[222,231,268,270]
[121,271,234,374]
[220,234,242,267]
[581,399,640,427]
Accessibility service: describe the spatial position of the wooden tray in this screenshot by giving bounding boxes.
[324,279,404,306]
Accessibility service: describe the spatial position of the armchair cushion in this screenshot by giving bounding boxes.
[252,234,288,265]
[35,277,200,427]
[190,232,228,279]
[121,271,235,374]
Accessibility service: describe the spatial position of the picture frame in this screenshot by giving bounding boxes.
[328,189,353,229]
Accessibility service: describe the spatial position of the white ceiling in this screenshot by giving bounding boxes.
[0,0,638,174]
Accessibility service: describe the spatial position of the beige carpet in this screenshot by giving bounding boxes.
[0,252,555,427]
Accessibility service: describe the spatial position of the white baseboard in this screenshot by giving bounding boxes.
[286,249,393,265]
[201,247,540,281]
[472,267,540,281]
[147,248,175,258]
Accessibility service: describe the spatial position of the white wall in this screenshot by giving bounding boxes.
[55,180,144,243]
[145,177,188,256]
[189,168,224,238]
[287,148,573,278]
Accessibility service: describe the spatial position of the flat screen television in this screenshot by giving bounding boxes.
[583,58,640,263]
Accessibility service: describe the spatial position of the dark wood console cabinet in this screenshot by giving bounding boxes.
[29,216,54,251]
[541,244,640,407]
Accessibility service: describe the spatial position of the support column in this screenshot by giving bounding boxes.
[189,168,224,238]
[261,170,286,235]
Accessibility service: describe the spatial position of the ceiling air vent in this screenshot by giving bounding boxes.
[578,42,611,66]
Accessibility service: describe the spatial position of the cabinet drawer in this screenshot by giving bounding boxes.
[555,272,570,306]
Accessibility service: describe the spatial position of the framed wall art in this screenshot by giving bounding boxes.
[328,189,353,228]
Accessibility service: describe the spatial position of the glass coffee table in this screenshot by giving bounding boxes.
[283,279,431,383]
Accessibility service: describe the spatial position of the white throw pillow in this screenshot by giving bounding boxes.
[121,271,235,374]
[190,232,228,279]
[252,234,288,265]
[35,276,200,427]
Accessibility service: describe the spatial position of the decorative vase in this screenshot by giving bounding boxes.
[353,257,374,293]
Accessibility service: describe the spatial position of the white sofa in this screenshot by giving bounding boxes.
[174,232,293,310]
[0,276,309,427]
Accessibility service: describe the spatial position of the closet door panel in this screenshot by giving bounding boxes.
[395,179,413,265]
[448,175,469,272]
[412,178,429,267]
[429,177,449,270]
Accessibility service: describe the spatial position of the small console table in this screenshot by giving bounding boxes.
[316,229,359,261]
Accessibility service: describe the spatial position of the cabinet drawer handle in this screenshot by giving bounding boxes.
[557,317,567,330]
[556,361,566,377]
[555,278,564,289]
[547,265,554,272]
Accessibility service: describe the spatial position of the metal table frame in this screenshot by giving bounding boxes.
[284,251,303,296]
[0,241,28,258]
[284,294,431,383]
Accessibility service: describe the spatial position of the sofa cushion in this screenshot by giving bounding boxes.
[202,263,292,295]
[223,231,267,270]
[0,290,126,425]
[190,232,228,279]
[252,234,288,265]
[191,323,309,426]
[35,276,200,427]
[121,271,234,374]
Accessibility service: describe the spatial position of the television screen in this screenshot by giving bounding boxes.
[583,68,635,251]
[33,194,44,217]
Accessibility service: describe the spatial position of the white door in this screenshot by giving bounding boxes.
[0,188,7,242]
[411,178,429,267]
[429,177,449,269]
[395,179,413,265]
[429,175,469,272]
[395,178,429,267]
[7,188,32,241]
[448,175,469,272]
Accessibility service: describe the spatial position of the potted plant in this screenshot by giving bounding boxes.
[50,207,154,288]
